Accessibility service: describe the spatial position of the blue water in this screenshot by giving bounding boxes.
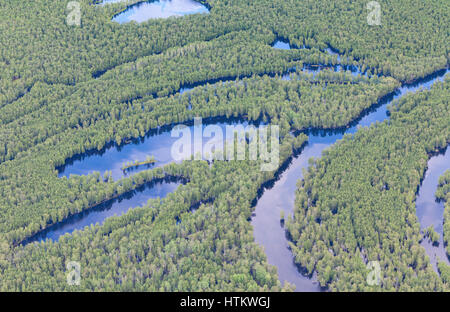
[251,69,449,291]
[59,119,263,181]
[99,0,126,4]
[23,178,182,244]
[105,0,209,23]
[325,47,341,63]
[61,59,372,181]
[281,63,363,80]
[272,40,291,50]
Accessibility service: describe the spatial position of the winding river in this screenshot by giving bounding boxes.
[251,64,449,291]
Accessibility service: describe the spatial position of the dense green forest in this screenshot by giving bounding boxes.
[286,77,450,291]
[0,0,449,291]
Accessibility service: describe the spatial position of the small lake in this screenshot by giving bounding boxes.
[416,147,450,271]
[105,0,210,23]
[60,56,376,182]
[23,177,182,245]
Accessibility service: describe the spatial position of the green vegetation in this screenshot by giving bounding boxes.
[271,0,449,83]
[0,0,449,291]
[287,77,450,291]
[425,226,440,246]
[438,261,450,284]
[121,156,156,171]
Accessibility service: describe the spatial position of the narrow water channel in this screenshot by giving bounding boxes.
[251,68,449,291]
[23,177,182,245]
